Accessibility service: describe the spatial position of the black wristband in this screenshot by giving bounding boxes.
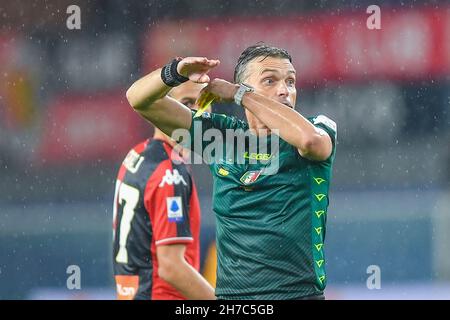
[161,58,189,87]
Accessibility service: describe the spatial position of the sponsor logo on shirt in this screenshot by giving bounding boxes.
[218,167,229,176]
[243,152,272,161]
[166,196,184,222]
[115,275,139,300]
[159,169,187,187]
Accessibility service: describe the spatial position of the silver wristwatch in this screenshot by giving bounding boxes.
[234,83,254,106]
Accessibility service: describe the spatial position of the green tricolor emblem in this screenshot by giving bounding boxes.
[240,170,262,185]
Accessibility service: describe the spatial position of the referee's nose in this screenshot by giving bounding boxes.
[276,81,289,99]
[276,82,294,108]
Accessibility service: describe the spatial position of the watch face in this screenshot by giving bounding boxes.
[235,83,254,105]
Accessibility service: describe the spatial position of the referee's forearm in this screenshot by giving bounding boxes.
[126,68,172,110]
[241,92,317,148]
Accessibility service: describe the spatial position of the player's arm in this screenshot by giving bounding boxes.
[157,244,216,300]
[240,91,333,161]
[125,57,220,136]
[196,79,332,161]
[145,161,215,300]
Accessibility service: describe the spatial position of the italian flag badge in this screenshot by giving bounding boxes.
[240,170,262,185]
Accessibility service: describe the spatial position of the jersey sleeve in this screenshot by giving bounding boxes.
[310,114,337,159]
[312,115,337,144]
[144,160,193,246]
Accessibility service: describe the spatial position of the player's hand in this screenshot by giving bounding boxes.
[195,78,239,106]
[177,57,220,84]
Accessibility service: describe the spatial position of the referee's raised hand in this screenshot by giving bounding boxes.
[177,57,220,84]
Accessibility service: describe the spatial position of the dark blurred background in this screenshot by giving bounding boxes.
[0,0,449,299]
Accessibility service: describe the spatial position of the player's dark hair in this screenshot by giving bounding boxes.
[233,43,292,83]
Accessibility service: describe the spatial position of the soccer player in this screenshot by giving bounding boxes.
[112,81,215,300]
[126,44,337,300]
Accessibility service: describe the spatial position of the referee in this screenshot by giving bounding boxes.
[126,44,337,300]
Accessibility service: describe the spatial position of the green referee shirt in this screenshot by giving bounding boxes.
[186,111,337,299]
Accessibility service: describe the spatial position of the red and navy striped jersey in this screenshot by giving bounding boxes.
[112,138,201,300]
